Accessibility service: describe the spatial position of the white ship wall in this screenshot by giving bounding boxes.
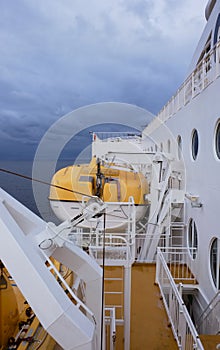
[144,76,220,302]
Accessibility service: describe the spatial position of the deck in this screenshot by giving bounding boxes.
[105,263,178,349]
[130,263,178,350]
[199,335,220,350]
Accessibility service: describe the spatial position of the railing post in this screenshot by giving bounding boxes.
[155,247,160,284]
[178,306,187,350]
[156,248,205,350]
[124,265,131,350]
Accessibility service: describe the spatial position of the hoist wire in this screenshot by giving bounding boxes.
[100,211,106,350]
[0,168,95,199]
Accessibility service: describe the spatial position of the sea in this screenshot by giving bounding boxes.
[0,160,75,225]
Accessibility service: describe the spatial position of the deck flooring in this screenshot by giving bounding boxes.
[168,263,198,284]
[199,334,220,350]
[130,263,178,350]
[104,263,178,349]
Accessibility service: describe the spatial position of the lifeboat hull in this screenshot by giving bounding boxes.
[50,200,148,231]
[49,158,149,231]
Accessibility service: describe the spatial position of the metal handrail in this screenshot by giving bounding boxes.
[156,247,204,350]
[147,40,220,132]
[92,131,142,141]
[159,246,197,283]
[70,198,136,264]
[105,307,116,350]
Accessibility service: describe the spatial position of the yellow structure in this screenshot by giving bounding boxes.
[49,158,149,204]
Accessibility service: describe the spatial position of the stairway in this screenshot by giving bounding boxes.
[138,159,185,261]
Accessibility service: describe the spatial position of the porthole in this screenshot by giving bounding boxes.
[191,129,199,160]
[188,219,198,259]
[167,139,171,153]
[177,135,182,160]
[215,120,220,159]
[210,238,219,289]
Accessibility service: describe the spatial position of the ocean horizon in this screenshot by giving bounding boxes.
[0,159,86,225]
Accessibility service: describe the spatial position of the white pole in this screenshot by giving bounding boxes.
[124,264,131,350]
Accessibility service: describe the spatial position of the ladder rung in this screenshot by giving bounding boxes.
[105,278,123,281]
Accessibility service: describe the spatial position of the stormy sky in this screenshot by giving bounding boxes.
[0,0,207,160]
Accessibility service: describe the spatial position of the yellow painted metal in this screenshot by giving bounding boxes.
[104,264,178,350]
[49,157,149,204]
[130,263,178,350]
[199,335,220,350]
[0,273,19,348]
[17,317,56,350]
[0,266,59,350]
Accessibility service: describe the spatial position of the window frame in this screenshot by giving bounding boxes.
[210,237,220,290]
[191,129,199,161]
[214,119,220,160]
[187,218,198,260]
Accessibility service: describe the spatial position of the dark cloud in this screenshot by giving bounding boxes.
[0,0,207,159]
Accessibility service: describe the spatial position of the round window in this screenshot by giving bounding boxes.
[210,238,219,289]
[188,219,198,259]
[167,139,171,153]
[215,120,220,159]
[192,129,199,160]
[177,135,182,160]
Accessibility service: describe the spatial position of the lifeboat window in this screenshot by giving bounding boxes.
[191,129,199,160]
[79,176,94,184]
[215,120,220,159]
[177,135,182,160]
[210,238,219,289]
[188,219,198,260]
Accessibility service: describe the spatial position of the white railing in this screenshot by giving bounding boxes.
[89,235,133,265]
[156,248,204,350]
[92,131,142,141]
[105,308,116,350]
[135,232,185,263]
[159,247,197,284]
[68,199,136,266]
[147,41,220,131]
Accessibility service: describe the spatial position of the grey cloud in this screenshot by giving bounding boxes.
[0,0,207,159]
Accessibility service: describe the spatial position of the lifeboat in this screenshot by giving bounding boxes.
[49,157,149,231]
